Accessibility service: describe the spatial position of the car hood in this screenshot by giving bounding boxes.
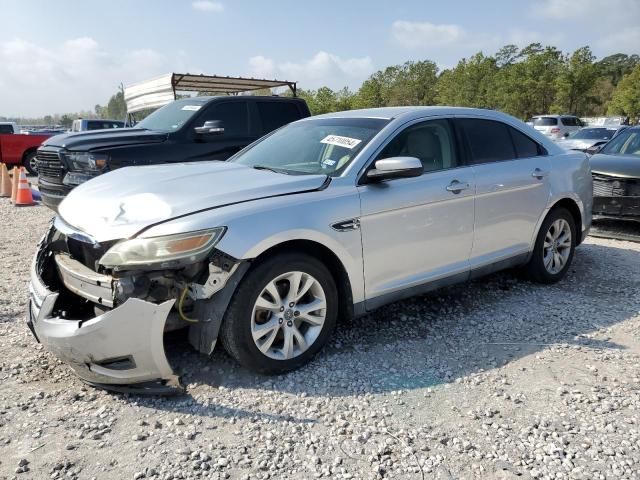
[590,154,640,178]
[42,128,167,151]
[558,138,599,150]
[58,161,328,242]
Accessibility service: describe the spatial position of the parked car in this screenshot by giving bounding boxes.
[0,126,52,174]
[28,107,592,391]
[0,121,19,134]
[71,119,125,132]
[558,126,628,154]
[36,96,311,210]
[529,115,583,140]
[590,126,640,220]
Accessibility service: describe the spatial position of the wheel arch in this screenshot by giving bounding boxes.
[21,147,37,164]
[549,197,583,245]
[250,239,355,322]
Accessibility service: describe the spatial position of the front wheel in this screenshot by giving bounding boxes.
[24,151,38,175]
[524,207,576,284]
[220,253,338,374]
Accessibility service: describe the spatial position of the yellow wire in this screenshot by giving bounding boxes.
[178,286,199,323]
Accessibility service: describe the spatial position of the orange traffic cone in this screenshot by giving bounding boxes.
[14,167,35,206]
[10,166,19,203]
[0,164,11,197]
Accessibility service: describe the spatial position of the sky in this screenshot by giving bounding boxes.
[1,0,639,117]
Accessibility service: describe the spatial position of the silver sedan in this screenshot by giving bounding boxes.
[28,107,593,392]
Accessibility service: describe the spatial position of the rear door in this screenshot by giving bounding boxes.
[456,117,551,266]
[255,101,305,136]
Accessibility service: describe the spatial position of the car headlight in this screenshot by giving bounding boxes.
[99,227,226,268]
[65,152,109,172]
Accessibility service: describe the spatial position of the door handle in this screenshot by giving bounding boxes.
[446,180,470,193]
[531,168,549,179]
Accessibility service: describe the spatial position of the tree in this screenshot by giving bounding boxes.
[436,53,498,108]
[60,114,73,128]
[608,64,640,118]
[552,47,598,115]
[105,89,127,120]
[355,60,438,108]
[597,53,640,86]
[493,44,564,119]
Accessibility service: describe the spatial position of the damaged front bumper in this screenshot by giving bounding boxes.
[27,220,247,393]
[28,251,182,393]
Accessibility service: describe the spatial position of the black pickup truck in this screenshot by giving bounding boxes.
[36,96,310,209]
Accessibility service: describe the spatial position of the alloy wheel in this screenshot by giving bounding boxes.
[251,271,327,360]
[543,218,572,274]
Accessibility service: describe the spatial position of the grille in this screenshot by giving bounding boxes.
[592,174,628,197]
[36,150,65,180]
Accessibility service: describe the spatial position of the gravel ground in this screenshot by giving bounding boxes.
[1,199,639,480]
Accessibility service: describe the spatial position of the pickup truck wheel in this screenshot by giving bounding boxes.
[220,253,338,374]
[524,207,576,284]
[23,151,38,175]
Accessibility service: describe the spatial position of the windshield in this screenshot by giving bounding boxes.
[531,117,557,126]
[136,99,206,132]
[230,117,389,176]
[570,128,617,140]
[600,129,640,156]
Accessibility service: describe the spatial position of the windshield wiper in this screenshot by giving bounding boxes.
[252,165,289,175]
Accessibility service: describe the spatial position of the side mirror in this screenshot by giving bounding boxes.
[366,157,423,182]
[563,132,570,138]
[195,120,225,135]
[586,144,603,155]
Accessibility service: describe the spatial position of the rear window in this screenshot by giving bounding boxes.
[458,118,516,164]
[509,127,542,158]
[257,102,302,134]
[571,128,617,140]
[87,121,123,131]
[531,117,558,126]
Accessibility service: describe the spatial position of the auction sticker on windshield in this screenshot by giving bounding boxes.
[321,135,362,149]
[181,105,202,111]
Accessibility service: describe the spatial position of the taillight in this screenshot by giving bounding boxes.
[550,128,560,133]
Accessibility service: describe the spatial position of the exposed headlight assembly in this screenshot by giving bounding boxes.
[99,228,226,269]
[65,152,109,172]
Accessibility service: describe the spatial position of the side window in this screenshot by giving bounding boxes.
[0,125,14,134]
[257,102,301,134]
[201,102,249,137]
[458,118,516,164]
[377,119,459,173]
[508,126,542,158]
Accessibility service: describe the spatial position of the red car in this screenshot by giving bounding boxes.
[0,124,52,174]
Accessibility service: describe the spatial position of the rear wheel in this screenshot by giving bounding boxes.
[524,207,576,283]
[220,253,338,374]
[23,151,38,175]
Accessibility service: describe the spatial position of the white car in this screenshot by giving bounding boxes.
[530,115,583,140]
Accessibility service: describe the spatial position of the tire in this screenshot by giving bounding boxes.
[220,252,338,374]
[524,207,576,284]
[23,151,38,176]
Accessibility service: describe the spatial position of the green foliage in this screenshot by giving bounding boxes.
[551,47,598,115]
[436,53,497,109]
[608,65,640,118]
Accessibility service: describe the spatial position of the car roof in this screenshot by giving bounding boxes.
[532,114,578,118]
[312,106,515,121]
[176,95,305,104]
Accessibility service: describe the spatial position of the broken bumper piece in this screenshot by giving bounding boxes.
[27,259,183,394]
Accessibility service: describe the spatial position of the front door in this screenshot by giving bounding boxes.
[357,118,475,306]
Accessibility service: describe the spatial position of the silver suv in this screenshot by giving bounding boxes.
[28,107,593,392]
[529,115,584,140]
